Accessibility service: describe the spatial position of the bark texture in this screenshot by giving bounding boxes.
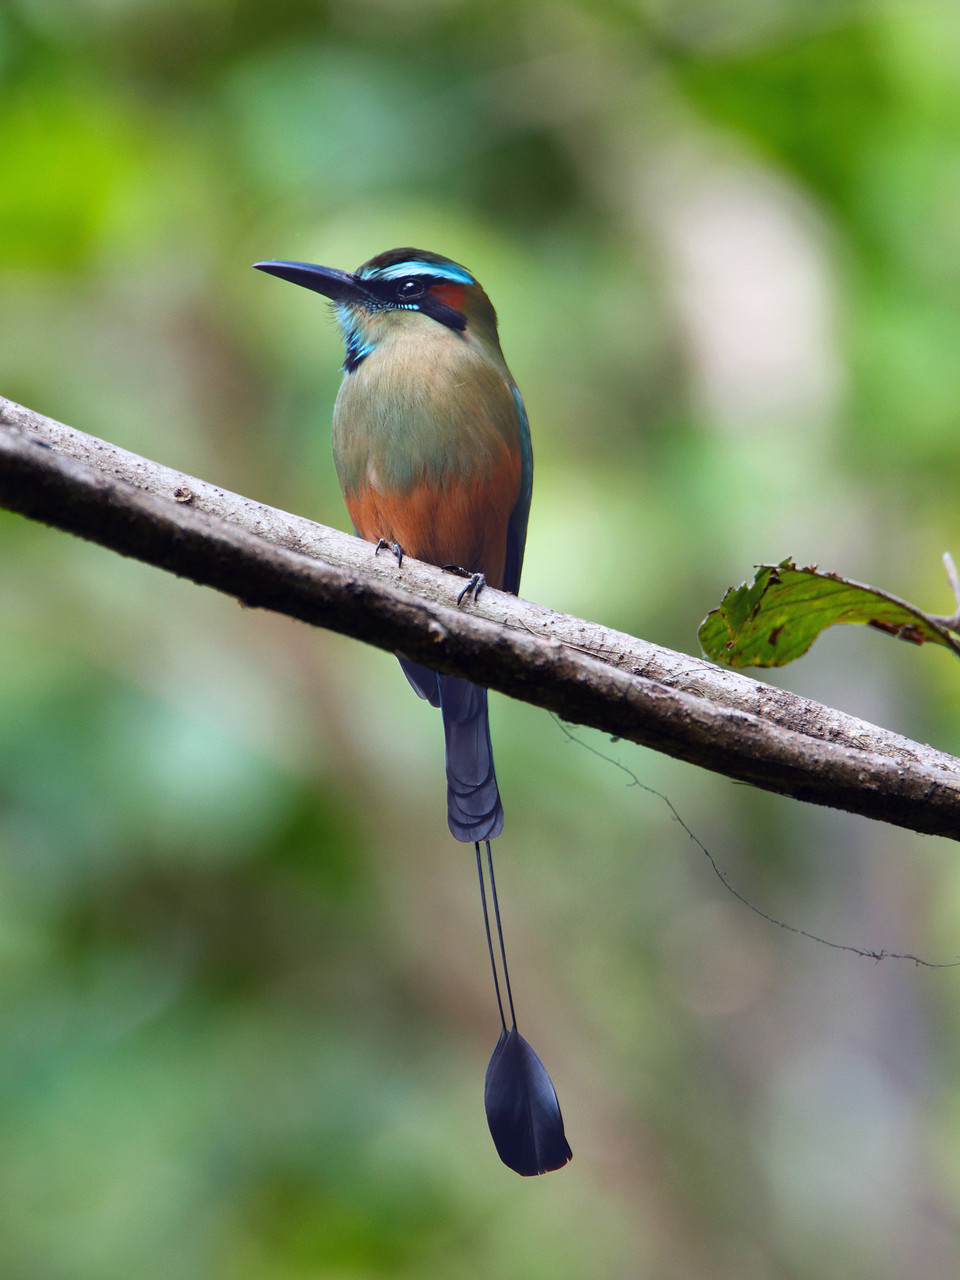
[3,393,959,839]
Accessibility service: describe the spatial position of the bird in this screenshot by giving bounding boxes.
[254,248,571,1176]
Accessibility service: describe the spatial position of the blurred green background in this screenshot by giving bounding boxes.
[3,1,960,1275]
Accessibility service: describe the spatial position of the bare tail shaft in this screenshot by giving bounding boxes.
[475,839,572,1177]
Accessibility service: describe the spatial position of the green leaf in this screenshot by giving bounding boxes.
[699,558,960,668]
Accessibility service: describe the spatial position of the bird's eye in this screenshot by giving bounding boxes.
[396,277,426,300]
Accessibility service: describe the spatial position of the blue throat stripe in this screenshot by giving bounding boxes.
[362,261,475,284]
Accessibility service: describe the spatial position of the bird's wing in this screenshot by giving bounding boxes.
[501,383,533,596]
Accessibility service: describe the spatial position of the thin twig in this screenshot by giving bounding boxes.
[939,552,960,632]
[554,719,960,968]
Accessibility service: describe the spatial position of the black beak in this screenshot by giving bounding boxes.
[252,260,373,304]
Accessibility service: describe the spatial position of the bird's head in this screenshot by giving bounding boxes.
[254,248,501,372]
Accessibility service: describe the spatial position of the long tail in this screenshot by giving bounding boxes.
[475,840,572,1176]
[397,657,504,842]
[396,654,570,1175]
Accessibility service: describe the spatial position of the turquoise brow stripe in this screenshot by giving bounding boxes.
[362,261,475,284]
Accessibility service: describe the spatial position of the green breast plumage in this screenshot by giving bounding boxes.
[332,317,524,498]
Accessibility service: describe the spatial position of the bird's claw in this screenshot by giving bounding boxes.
[457,572,486,606]
[375,538,404,567]
[442,563,486,605]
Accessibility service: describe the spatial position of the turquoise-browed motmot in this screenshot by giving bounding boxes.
[255,248,571,1176]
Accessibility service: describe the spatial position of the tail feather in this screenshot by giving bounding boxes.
[396,655,503,840]
[439,675,504,842]
[485,1027,573,1176]
[397,653,441,707]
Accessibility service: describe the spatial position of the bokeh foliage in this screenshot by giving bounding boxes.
[4,1,960,1276]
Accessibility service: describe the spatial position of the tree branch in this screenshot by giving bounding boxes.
[3,393,960,840]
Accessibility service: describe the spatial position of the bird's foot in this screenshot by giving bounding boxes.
[375,538,404,567]
[458,573,485,605]
[443,564,486,605]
